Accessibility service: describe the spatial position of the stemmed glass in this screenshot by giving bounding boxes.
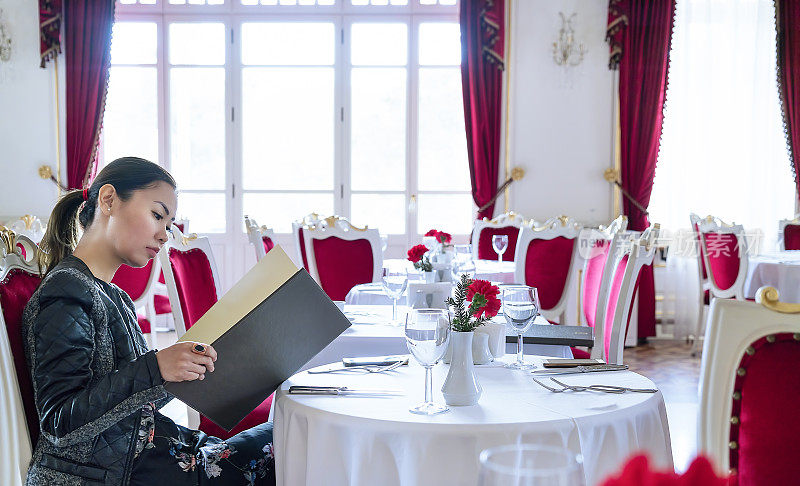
[451,244,476,281]
[502,286,540,369]
[405,309,450,415]
[492,235,509,262]
[478,444,585,486]
[382,268,408,323]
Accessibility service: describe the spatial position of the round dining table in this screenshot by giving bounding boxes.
[274,356,673,486]
[744,251,800,302]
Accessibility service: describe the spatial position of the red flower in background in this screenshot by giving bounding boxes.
[407,244,429,263]
[425,229,439,237]
[601,455,730,486]
[466,279,501,319]
[436,231,452,244]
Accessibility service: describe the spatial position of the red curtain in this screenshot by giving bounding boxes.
[38,0,62,67]
[776,0,800,203]
[460,0,505,220]
[64,0,116,190]
[607,0,675,339]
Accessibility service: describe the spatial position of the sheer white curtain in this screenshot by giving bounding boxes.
[650,0,796,339]
[649,0,795,246]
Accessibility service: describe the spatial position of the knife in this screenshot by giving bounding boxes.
[530,364,628,376]
[288,385,404,396]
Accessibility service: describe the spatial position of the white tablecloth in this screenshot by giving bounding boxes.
[744,252,800,302]
[304,305,572,370]
[274,356,673,486]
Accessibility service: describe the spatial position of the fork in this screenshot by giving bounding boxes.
[308,360,406,374]
[550,378,658,394]
[532,378,565,392]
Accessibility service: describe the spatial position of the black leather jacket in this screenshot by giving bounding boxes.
[22,255,168,485]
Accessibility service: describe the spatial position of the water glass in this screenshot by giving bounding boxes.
[405,309,450,415]
[492,235,509,262]
[502,286,540,370]
[451,244,476,281]
[478,444,585,486]
[382,269,408,322]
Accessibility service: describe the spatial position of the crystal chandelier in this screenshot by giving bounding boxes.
[552,12,585,67]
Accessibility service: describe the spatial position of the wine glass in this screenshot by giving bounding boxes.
[382,268,408,323]
[451,244,477,281]
[502,286,540,369]
[478,444,585,486]
[492,234,509,262]
[405,309,450,415]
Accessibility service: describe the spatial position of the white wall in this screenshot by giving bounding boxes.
[0,0,64,222]
[505,0,614,227]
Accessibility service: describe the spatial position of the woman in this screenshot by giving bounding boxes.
[22,157,275,486]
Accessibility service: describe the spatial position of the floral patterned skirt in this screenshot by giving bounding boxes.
[130,404,275,486]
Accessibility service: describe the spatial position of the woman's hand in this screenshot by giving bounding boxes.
[156,342,217,382]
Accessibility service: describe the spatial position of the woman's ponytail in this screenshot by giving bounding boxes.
[38,189,88,276]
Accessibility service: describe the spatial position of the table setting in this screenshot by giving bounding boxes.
[275,279,673,485]
[745,250,800,302]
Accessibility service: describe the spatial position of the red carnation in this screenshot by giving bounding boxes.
[467,279,501,319]
[425,229,439,237]
[436,231,452,244]
[407,244,429,263]
[601,455,730,486]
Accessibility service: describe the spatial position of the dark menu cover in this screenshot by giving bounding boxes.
[165,246,351,431]
[505,325,594,347]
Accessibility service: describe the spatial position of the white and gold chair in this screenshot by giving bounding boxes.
[7,215,45,243]
[698,287,800,478]
[778,215,800,251]
[244,215,276,262]
[512,216,583,324]
[697,216,749,301]
[292,212,323,271]
[470,211,527,261]
[303,215,382,301]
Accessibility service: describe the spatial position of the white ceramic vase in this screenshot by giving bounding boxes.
[441,331,482,406]
[424,271,436,283]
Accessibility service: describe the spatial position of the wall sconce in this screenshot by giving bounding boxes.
[0,10,12,63]
[552,12,585,67]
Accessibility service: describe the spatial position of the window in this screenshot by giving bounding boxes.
[103,0,473,243]
[649,0,795,248]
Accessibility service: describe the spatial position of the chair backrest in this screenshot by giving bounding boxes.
[158,227,222,337]
[605,224,660,364]
[513,216,582,322]
[244,215,276,262]
[0,228,42,455]
[689,213,710,283]
[697,217,748,300]
[778,217,800,251]
[292,212,322,270]
[580,215,628,331]
[471,211,526,261]
[111,258,161,307]
[698,287,800,479]
[304,215,382,301]
[7,215,45,243]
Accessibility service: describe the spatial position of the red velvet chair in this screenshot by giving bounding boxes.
[7,214,45,243]
[244,215,275,262]
[0,229,41,481]
[697,217,749,301]
[513,216,582,324]
[292,213,322,271]
[572,215,628,359]
[159,227,271,439]
[689,213,714,356]
[779,217,800,251]
[470,211,527,262]
[699,286,800,482]
[111,259,161,348]
[304,215,382,301]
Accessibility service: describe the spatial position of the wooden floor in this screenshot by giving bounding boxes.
[625,339,701,472]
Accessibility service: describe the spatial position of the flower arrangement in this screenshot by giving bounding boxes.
[425,228,453,246]
[445,274,501,332]
[407,244,433,272]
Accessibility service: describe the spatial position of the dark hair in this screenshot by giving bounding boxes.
[38,157,176,276]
